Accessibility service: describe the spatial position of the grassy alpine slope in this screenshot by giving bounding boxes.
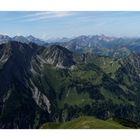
[41,116,128,129]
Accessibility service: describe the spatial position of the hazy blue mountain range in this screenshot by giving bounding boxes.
[1,34,140,56]
[0,35,46,46]
[48,35,140,57]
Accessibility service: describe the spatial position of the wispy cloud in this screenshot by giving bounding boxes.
[5,11,75,22]
[22,11,74,22]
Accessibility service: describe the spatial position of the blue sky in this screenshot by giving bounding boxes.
[0,11,140,40]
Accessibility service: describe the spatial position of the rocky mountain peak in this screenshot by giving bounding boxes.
[13,36,29,44]
[44,45,76,68]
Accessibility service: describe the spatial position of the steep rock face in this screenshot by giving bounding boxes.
[29,78,51,113]
[0,42,33,96]
[42,45,76,68]
[0,41,51,128]
[0,44,11,66]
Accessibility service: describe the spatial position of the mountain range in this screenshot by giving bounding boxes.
[48,35,140,58]
[1,35,140,128]
[2,34,140,56]
[0,35,46,46]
